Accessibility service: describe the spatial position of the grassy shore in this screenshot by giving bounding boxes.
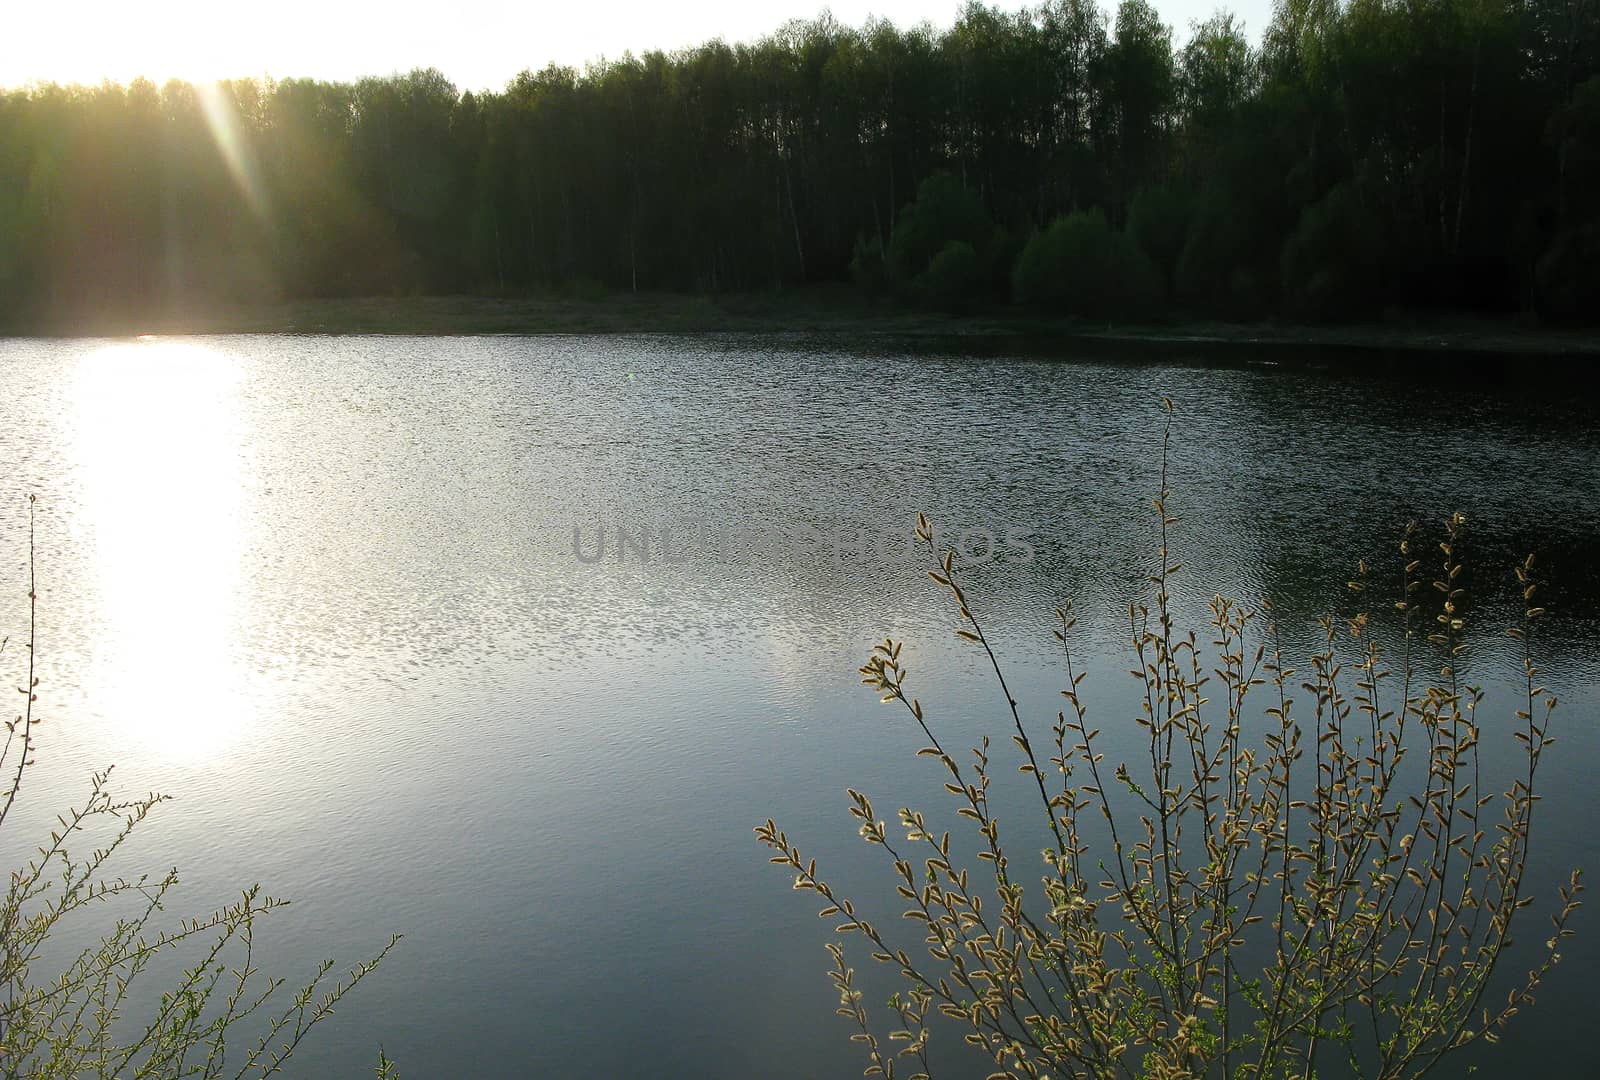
[6,287,1597,358]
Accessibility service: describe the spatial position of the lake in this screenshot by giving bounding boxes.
[2,334,1597,1077]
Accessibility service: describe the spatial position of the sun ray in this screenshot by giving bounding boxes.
[196,81,272,224]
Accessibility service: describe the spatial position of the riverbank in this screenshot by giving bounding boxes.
[6,289,1597,358]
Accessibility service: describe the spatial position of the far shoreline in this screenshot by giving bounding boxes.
[4,290,1596,362]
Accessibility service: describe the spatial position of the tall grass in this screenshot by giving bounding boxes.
[759,402,1583,1078]
[1,496,399,1077]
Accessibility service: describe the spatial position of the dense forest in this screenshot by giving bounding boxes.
[1,0,1597,327]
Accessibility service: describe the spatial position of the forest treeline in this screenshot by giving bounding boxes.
[1,0,1597,327]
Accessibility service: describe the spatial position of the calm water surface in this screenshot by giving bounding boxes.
[1,335,1597,1077]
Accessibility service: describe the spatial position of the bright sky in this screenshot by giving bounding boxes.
[3,0,1270,92]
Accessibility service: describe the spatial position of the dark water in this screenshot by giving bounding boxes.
[1,334,1596,1077]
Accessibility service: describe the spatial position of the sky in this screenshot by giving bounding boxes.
[2,0,1271,92]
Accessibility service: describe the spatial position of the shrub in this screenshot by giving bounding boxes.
[1535,224,1600,322]
[914,241,985,314]
[1175,196,1257,318]
[1280,182,1384,321]
[1531,77,1600,321]
[985,225,1023,301]
[1,498,398,1077]
[850,232,890,298]
[1012,208,1161,319]
[888,173,995,286]
[758,404,1581,1079]
[1127,185,1191,298]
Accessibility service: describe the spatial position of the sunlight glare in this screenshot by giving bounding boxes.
[70,341,255,761]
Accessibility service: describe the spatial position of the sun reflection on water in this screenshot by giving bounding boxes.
[70,340,254,761]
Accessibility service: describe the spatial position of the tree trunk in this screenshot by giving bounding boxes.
[782,142,806,279]
[1453,39,1480,256]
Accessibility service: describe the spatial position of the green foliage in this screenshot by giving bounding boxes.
[759,407,1583,1079]
[848,232,889,298]
[1105,0,1176,187]
[1175,185,1277,318]
[1126,185,1190,298]
[1280,182,1385,321]
[1536,224,1600,320]
[1180,12,1256,140]
[1012,208,1161,319]
[887,173,995,286]
[985,224,1024,300]
[1537,75,1600,320]
[914,240,985,313]
[1176,216,1253,318]
[1171,85,1313,320]
[0,0,1596,325]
